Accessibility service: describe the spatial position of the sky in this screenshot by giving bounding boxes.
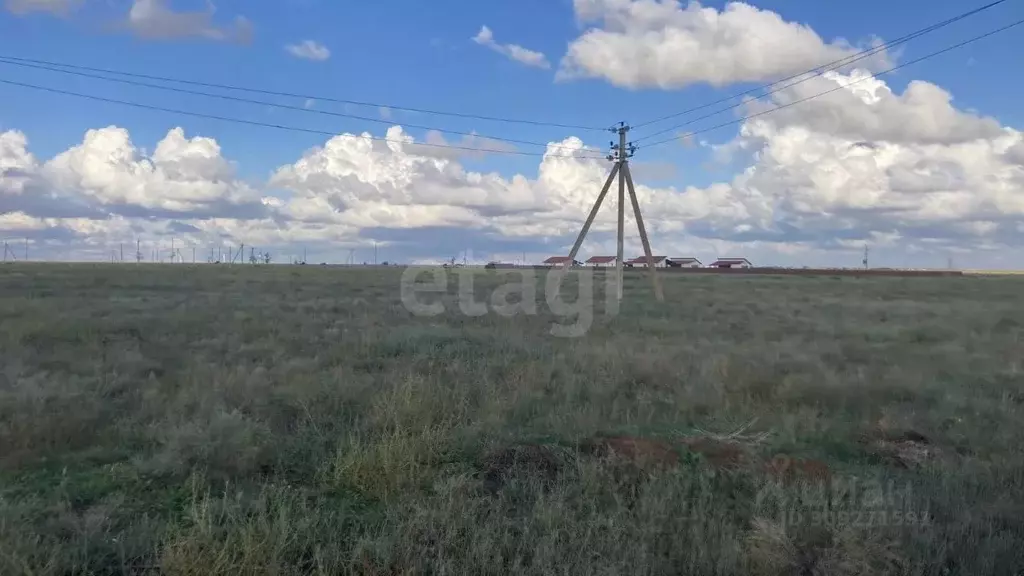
[1,0,1023,268]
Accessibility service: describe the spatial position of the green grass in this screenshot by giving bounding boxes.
[2,263,1024,574]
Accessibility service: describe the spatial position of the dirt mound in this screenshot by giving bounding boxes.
[762,454,832,484]
[859,426,938,469]
[578,434,756,471]
[479,444,563,493]
[578,436,680,469]
[679,436,750,470]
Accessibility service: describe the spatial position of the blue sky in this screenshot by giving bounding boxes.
[1,0,1023,267]
[2,0,1018,173]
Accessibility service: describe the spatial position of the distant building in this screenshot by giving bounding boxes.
[666,257,703,268]
[542,256,581,267]
[585,256,616,266]
[710,257,753,269]
[627,256,668,268]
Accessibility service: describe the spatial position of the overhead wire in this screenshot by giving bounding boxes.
[630,0,1009,138]
[0,1,1012,161]
[639,17,1024,150]
[0,78,608,159]
[0,57,599,154]
[0,53,607,132]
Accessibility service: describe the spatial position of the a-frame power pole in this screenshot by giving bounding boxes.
[561,122,663,302]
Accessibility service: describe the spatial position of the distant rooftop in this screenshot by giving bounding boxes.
[668,257,703,266]
[710,257,752,266]
[543,256,575,264]
[627,256,667,264]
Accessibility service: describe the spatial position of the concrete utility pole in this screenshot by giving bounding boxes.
[616,125,626,299]
[562,122,663,302]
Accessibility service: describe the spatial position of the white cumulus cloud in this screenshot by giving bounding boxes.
[558,0,887,89]
[1,126,268,226]
[473,25,551,69]
[742,70,1002,145]
[285,40,331,61]
[698,69,1024,250]
[6,67,1024,268]
[123,0,253,43]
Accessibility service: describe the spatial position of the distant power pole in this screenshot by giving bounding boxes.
[3,241,19,261]
[863,245,870,269]
[24,238,28,261]
[374,242,378,265]
[136,239,142,263]
[120,243,124,263]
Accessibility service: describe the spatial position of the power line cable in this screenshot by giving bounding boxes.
[640,17,1024,150]
[0,53,607,132]
[0,78,607,159]
[631,0,1008,135]
[0,57,595,153]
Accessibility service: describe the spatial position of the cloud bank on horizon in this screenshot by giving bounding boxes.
[4,68,1021,265]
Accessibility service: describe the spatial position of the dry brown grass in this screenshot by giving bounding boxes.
[1,263,1024,574]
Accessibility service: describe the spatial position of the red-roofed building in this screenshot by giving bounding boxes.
[585,256,616,266]
[543,256,581,267]
[710,257,753,269]
[627,256,667,268]
[667,257,702,268]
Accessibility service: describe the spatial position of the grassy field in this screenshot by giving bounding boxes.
[2,263,1024,575]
